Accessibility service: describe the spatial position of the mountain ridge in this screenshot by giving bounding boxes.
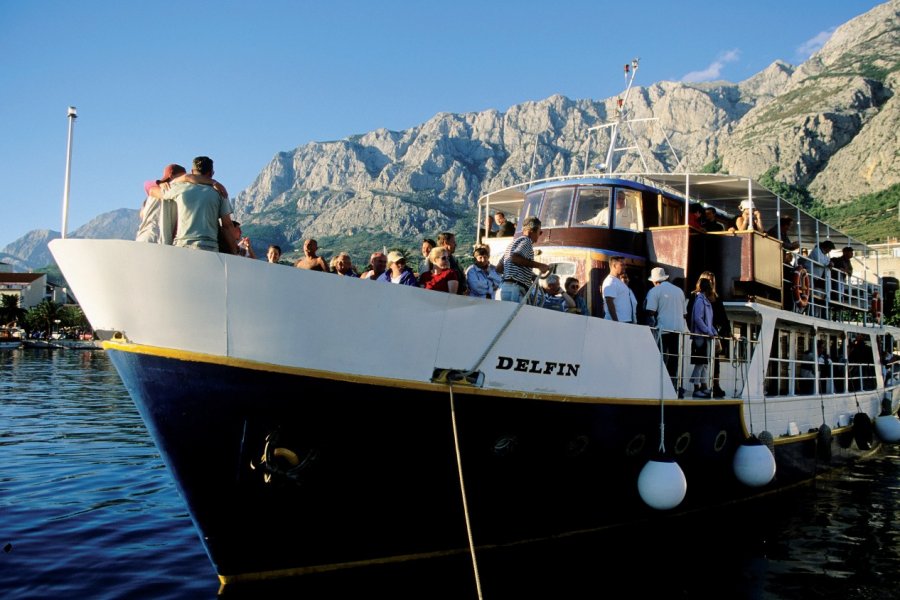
[4,0,898,270]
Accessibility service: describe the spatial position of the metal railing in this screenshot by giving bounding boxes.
[786,256,878,325]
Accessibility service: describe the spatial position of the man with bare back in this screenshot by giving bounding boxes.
[294,239,329,271]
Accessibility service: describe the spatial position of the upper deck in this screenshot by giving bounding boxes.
[477,171,889,325]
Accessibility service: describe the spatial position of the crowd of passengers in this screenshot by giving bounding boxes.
[137,160,877,398]
[692,200,862,312]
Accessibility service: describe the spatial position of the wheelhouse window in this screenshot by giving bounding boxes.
[539,187,575,229]
[613,189,643,231]
[521,191,543,229]
[574,187,612,227]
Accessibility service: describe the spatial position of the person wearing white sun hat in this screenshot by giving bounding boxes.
[645,267,688,396]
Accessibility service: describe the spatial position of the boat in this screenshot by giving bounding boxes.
[56,337,102,350]
[0,327,22,349]
[21,338,65,350]
[47,60,900,586]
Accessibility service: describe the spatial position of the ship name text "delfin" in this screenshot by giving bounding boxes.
[495,356,580,376]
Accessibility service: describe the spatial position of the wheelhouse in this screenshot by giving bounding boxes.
[477,172,886,329]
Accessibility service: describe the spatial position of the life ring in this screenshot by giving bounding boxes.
[871,293,882,321]
[792,267,810,309]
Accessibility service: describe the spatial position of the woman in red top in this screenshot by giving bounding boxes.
[418,246,459,294]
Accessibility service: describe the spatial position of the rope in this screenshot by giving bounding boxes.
[448,384,483,600]
[658,329,667,453]
[457,274,545,380]
[745,352,754,435]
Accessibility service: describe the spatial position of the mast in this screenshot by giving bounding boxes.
[603,59,639,175]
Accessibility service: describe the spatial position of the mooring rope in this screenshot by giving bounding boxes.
[457,274,545,380]
[448,384,483,600]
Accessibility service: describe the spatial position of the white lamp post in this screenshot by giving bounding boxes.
[61,106,77,239]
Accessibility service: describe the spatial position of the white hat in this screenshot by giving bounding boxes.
[739,199,752,211]
[648,267,669,283]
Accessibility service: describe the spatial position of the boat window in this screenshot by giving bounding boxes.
[824,333,847,393]
[730,322,757,357]
[539,187,574,229]
[659,195,685,227]
[847,334,876,392]
[765,326,815,396]
[549,261,577,280]
[574,187,611,227]
[521,191,543,228]
[877,333,900,386]
[612,189,643,231]
[766,329,791,397]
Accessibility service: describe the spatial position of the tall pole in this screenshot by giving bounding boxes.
[61,106,77,239]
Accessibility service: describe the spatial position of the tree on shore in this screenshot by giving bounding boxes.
[0,294,27,327]
[24,299,63,339]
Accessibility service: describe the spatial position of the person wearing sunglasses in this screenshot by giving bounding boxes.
[418,246,459,294]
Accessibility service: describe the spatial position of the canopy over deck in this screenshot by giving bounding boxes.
[477,171,868,255]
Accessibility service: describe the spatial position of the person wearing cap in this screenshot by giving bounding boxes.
[735,199,764,232]
[377,251,417,285]
[360,251,388,280]
[498,216,550,302]
[136,163,185,244]
[465,245,503,299]
[644,266,688,394]
[147,156,238,253]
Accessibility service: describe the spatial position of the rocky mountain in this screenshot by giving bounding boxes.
[3,0,897,270]
[2,209,138,271]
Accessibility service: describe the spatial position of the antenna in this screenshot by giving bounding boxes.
[603,59,639,175]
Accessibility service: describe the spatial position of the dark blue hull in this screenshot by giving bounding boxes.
[107,348,855,582]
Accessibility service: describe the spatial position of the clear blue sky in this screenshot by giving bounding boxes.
[0,0,884,247]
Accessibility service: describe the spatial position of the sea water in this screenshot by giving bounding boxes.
[2,348,900,599]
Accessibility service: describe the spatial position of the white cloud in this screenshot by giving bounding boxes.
[796,28,835,60]
[681,49,741,83]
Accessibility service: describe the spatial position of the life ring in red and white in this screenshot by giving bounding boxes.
[792,267,810,308]
[871,294,882,321]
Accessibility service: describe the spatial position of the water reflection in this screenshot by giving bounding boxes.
[1,348,899,599]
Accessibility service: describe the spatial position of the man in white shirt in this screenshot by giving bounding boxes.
[602,256,634,323]
[645,267,688,395]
